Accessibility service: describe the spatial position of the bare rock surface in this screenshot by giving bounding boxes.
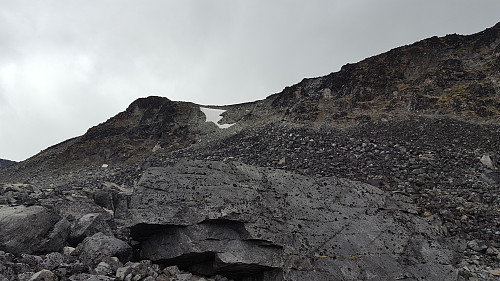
[129,159,459,280]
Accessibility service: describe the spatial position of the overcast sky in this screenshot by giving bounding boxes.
[1,0,499,161]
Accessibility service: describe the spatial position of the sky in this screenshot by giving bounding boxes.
[0,0,499,161]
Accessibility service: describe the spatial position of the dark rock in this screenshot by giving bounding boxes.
[68,273,114,281]
[115,260,158,281]
[18,254,43,272]
[17,272,36,281]
[41,252,66,271]
[0,205,61,255]
[1,22,500,281]
[38,217,72,253]
[69,213,113,246]
[93,261,113,276]
[74,232,132,267]
[130,159,458,281]
[467,240,489,253]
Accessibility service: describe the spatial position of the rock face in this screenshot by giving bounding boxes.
[129,160,458,280]
[269,22,500,121]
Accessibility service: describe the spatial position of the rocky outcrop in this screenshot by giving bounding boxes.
[0,23,499,281]
[129,159,459,280]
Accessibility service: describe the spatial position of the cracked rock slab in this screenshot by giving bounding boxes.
[129,159,459,280]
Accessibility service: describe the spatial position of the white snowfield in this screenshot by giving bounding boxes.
[199,107,235,129]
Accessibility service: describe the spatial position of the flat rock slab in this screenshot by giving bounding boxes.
[129,159,459,281]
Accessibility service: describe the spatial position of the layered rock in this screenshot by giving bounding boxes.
[129,159,459,280]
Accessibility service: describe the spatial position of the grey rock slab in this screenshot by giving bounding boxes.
[129,159,459,281]
[0,205,60,255]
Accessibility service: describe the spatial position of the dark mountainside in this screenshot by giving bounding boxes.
[0,159,16,169]
[0,24,499,281]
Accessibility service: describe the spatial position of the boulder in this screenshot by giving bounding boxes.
[129,159,459,281]
[0,205,61,254]
[27,269,57,281]
[38,217,72,253]
[74,232,132,267]
[480,154,495,169]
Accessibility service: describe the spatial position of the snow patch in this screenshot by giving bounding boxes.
[199,107,234,129]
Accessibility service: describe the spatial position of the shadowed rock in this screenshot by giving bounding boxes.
[74,232,132,267]
[0,205,61,255]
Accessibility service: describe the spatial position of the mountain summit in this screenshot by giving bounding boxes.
[0,23,499,281]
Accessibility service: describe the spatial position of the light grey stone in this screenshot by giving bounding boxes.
[28,269,57,281]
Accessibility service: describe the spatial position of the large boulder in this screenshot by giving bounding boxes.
[0,205,61,254]
[129,159,460,281]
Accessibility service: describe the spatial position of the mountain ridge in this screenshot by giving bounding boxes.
[5,23,499,174]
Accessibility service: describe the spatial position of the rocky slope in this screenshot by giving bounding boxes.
[0,23,499,281]
[269,22,500,122]
[0,159,15,169]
